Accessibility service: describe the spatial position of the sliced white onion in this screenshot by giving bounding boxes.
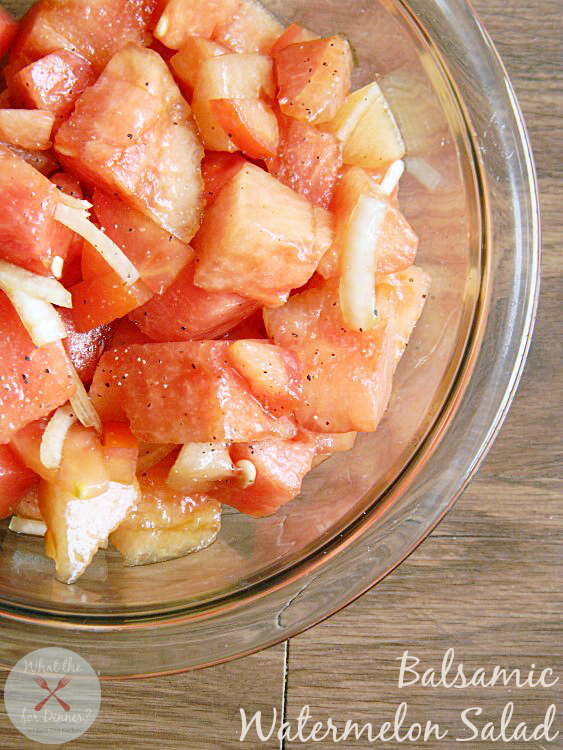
[379,159,405,196]
[405,156,442,192]
[167,442,238,491]
[67,360,102,434]
[9,516,47,537]
[339,194,388,332]
[40,403,77,470]
[235,459,256,489]
[137,443,176,473]
[155,13,169,38]
[0,259,72,307]
[8,289,67,345]
[51,256,64,279]
[53,203,140,286]
[55,190,92,212]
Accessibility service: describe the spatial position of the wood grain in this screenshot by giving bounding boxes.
[0,0,561,748]
[284,1,563,747]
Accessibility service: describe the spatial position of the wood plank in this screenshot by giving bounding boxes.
[284,1,562,747]
[284,538,561,749]
[0,642,287,749]
[0,1,560,748]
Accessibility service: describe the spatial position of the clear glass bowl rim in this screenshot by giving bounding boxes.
[0,0,541,677]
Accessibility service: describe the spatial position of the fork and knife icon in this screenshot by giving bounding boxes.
[32,673,72,712]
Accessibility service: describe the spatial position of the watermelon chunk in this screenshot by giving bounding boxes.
[266,114,342,208]
[70,270,153,333]
[215,434,317,517]
[192,163,334,307]
[10,418,54,482]
[317,166,418,278]
[0,142,59,176]
[227,340,302,416]
[50,171,85,285]
[376,266,431,368]
[223,309,266,340]
[58,307,115,383]
[0,291,75,444]
[210,98,279,159]
[8,49,97,122]
[91,189,193,295]
[275,36,353,124]
[129,263,257,342]
[0,109,55,151]
[264,278,396,433]
[0,444,38,519]
[89,342,298,443]
[201,151,247,206]
[154,0,239,50]
[0,8,17,60]
[191,52,274,151]
[169,37,227,96]
[10,0,158,73]
[55,43,204,244]
[270,23,318,57]
[0,145,75,275]
[109,318,151,348]
[214,0,283,55]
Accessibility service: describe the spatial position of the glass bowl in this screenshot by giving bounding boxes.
[0,0,539,677]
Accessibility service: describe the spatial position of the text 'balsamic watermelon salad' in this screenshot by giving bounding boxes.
[0,0,431,584]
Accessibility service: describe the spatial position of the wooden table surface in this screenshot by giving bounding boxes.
[2,0,562,747]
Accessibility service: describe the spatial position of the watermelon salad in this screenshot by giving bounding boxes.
[0,0,431,584]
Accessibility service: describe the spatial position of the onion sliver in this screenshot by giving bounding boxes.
[55,190,92,212]
[405,156,442,192]
[0,259,72,307]
[53,203,140,286]
[137,443,176,473]
[167,442,238,491]
[9,516,47,537]
[67,360,102,434]
[339,194,388,332]
[235,459,256,489]
[379,159,405,196]
[40,403,77,470]
[8,289,66,345]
